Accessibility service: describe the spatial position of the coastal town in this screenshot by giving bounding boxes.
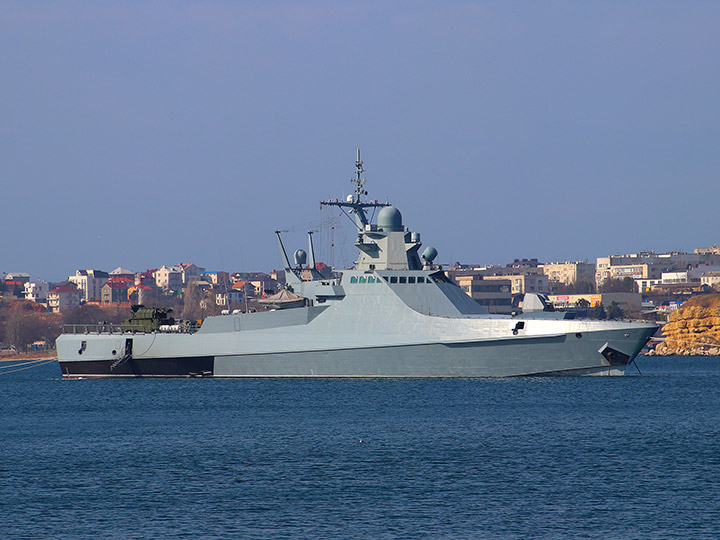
[3,241,720,356]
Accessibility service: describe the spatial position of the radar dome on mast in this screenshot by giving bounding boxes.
[422,246,438,263]
[294,249,307,266]
[377,206,403,231]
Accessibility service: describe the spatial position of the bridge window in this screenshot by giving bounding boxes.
[399,276,407,284]
[417,277,425,283]
[350,276,358,283]
[390,276,398,284]
[359,276,367,284]
[367,276,375,283]
[408,277,416,284]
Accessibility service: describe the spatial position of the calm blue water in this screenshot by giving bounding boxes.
[2,357,719,540]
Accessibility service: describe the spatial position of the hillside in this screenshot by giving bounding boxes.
[652,294,720,356]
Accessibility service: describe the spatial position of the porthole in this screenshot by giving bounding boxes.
[575,333,582,339]
[112,350,117,355]
[78,349,83,355]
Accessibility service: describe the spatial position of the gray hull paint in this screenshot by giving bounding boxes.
[214,326,650,377]
[57,318,654,377]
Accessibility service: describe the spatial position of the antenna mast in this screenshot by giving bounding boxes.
[321,148,389,230]
[354,147,365,203]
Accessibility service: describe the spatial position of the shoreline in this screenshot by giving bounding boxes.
[1,351,57,362]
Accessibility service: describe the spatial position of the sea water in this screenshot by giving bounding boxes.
[1,357,719,539]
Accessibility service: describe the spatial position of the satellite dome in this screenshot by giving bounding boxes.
[377,206,403,231]
[422,246,438,263]
[294,249,307,266]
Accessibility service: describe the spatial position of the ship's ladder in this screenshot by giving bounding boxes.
[110,353,131,370]
[110,339,134,371]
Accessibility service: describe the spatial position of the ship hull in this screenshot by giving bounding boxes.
[57,324,655,378]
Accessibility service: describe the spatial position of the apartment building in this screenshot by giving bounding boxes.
[701,272,720,289]
[24,280,49,303]
[154,265,183,291]
[597,251,720,289]
[179,263,205,284]
[69,269,109,302]
[202,271,230,286]
[482,273,549,295]
[110,267,135,281]
[216,290,245,307]
[542,261,595,286]
[48,283,82,312]
[451,273,512,314]
[101,280,132,304]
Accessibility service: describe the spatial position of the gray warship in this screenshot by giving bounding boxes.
[57,152,658,377]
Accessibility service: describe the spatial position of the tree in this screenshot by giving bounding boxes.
[606,301,624,320]
[551,280,596,295]
[599,277,635,293]
[576,298,591,308]
[592,304,607,320]
[3,304,46,351]
[62,304,107,325]
[182,282,204,321]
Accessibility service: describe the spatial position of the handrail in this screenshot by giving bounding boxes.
[61,323,197,335]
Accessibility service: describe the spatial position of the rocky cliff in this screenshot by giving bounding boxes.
[650,294,720,356]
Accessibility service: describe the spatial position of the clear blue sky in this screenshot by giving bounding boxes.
[2,1,719,281]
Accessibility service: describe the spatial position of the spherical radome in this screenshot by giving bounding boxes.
[422,246,438,262]
[377,206,403,231]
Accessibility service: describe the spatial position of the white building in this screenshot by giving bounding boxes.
[24,280,49,303]
[48,284,82,312]
[542,261,595,286]
[596,251,720,288]
[179,263,205,284]
[701,272,720,289]
[635,278,662,293]
[154,265,183,290]
[110,267,135,281]
[69,270,109,302]
[203,271,230,286]
[215,290,245,306]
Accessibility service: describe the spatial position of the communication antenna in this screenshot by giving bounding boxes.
[320,148,389,230]
[353,147,366,203]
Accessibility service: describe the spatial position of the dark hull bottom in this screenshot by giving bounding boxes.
[59,356,629,378]
[59,356,214,377]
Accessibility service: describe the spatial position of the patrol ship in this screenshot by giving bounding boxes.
[56,151,657,377]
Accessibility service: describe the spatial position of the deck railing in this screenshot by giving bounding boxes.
[61,323,197,335]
